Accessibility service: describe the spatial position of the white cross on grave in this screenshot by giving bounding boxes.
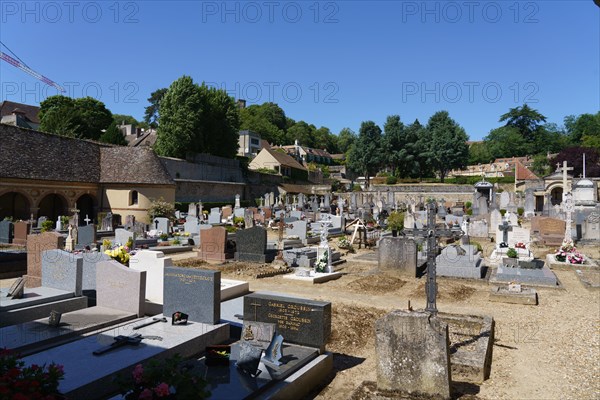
[556,161,574,202]
[84,215,91,225]
[561,192,574,242]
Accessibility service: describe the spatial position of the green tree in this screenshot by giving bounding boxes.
[337,128,356,154]
[144,88,168,128]
[347,121,383,188]
[113,114,139,126]
[565,112,600,148]
[154,77,201,158]
[499,104,547,143]
[239,103,286,145]
[468,142,493,165]
[408,119,432,179]
[484,126,529,158]
[313,126,338,154]
[154,76,240,159]
[531,154,552,177]
[382,115,405,174]
[424,111,469,182]
[99,122,128,145]
[39,95,112,140]
[286,121,317,148]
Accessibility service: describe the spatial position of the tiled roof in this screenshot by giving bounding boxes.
[265,148,307,170]
[0,101,40,124]
[100,147,174,185]
[0,123,101,182]
[515,160,540,181]
[0,124,174,186]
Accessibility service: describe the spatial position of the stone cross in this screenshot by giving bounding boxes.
[84,215,91,225]
[556,161,573,202]
[498,220,513,244]
[561,192,574,242]
[411,202,462,313]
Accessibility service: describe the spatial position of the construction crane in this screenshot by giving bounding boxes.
[0,41,65,93]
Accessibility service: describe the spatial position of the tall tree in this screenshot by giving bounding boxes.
[286,121,317,147]
[239,103,286,144]
[39,95,112,140]
[337,128,356,154]
[468,142,493,165]
[347,121,383,188]
[424,111,469,182]
[407,119,432,180]
[499,104,547,143]
[144,88,168,128]
[551,147,600,177]
[113,114,139,126]
[565,112,600,148]
[99,122,128,145]
[154,76,203,158]
[484,126,529,158]
[154,76,240,159]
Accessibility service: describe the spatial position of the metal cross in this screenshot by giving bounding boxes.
[411,202,462,313]
[498,220,513,244]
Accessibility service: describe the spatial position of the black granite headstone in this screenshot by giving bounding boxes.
[163,267,220,324]
[243,293,331,350]
[0,220,13,244]
[234,226,274,263]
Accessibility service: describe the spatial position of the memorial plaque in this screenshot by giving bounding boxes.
[163,267,220,324]
[243,293,331,350]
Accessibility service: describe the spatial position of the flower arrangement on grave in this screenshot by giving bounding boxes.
[105,245,132,265]
[0,348,65,399]
[515,242,526,249]
[233,217,245,228]
[315,250,328,273]
[506,248,518,259]
[338,237,352,249]
[567,252,585,264]
[159,233,169,241]
[116,355,210,400]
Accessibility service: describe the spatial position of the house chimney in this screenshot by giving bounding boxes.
[237,99,246,109]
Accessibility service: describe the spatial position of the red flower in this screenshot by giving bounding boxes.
[154,382,170,397]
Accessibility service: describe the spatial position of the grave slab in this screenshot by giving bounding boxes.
[23,318,229,400]
[163,267,220,324]
[282,271,343,284]
[489,286,538,305]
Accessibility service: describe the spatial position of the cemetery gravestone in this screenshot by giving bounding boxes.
[378,237,418,277]
[163,266,220,324]
[0,220,13,244]
[129,250,174,305]
[198,227,233,261]
[500,192,510,209]
[183,217,200,235]
[153,217,169,233]
[12,221,31,245]
[41,250,83,296]
[222,206,233,219]
[208,208,222,224]
[96,259,146,317]
[114,229,135,247]
[469,219,488,238]
[376,310,451,398]
[76,225,96,249]
[37,217,47,229]
[436,244,485,279]
[235,226,274,263]
[25,232,65,288]
[243,293,331,351]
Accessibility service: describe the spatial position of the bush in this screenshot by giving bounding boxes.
[387,211,404,231]
[500,209,507,217]
[466,209,473,215]
[517,207,524,216]
[506,248,518,258]
[470,241,483,252]
[41,220,54,232]
[465,201,472,209]
[386,176,398,185]
[0,348,65,399]
[148,198,176,221]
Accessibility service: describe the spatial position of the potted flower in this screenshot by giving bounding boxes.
[387,211,404,237]
[159,233,169,242]
[567,252,585,264]
[506,248,518,259]
[105,246,131,266]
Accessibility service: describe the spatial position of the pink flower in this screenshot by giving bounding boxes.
[154,382,170,397]
[139,388,153,400]
[132,364,144,384]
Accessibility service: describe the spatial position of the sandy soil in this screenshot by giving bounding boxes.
[174,241,600,400]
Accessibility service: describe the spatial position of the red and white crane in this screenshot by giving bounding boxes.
[1,41,65,93]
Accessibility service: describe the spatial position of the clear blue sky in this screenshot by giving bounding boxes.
[1,1,598,140]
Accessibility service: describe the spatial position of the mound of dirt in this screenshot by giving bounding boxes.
[410,281,476,301]
[347,275,407,295]
[327,304,388,354]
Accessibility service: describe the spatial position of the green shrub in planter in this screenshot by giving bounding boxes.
[386,176,398,185]
[465,201,472,209]
[500,209,507,217]
[506,248,518,259]
[41,220,54,232]
[517,207,524,216]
